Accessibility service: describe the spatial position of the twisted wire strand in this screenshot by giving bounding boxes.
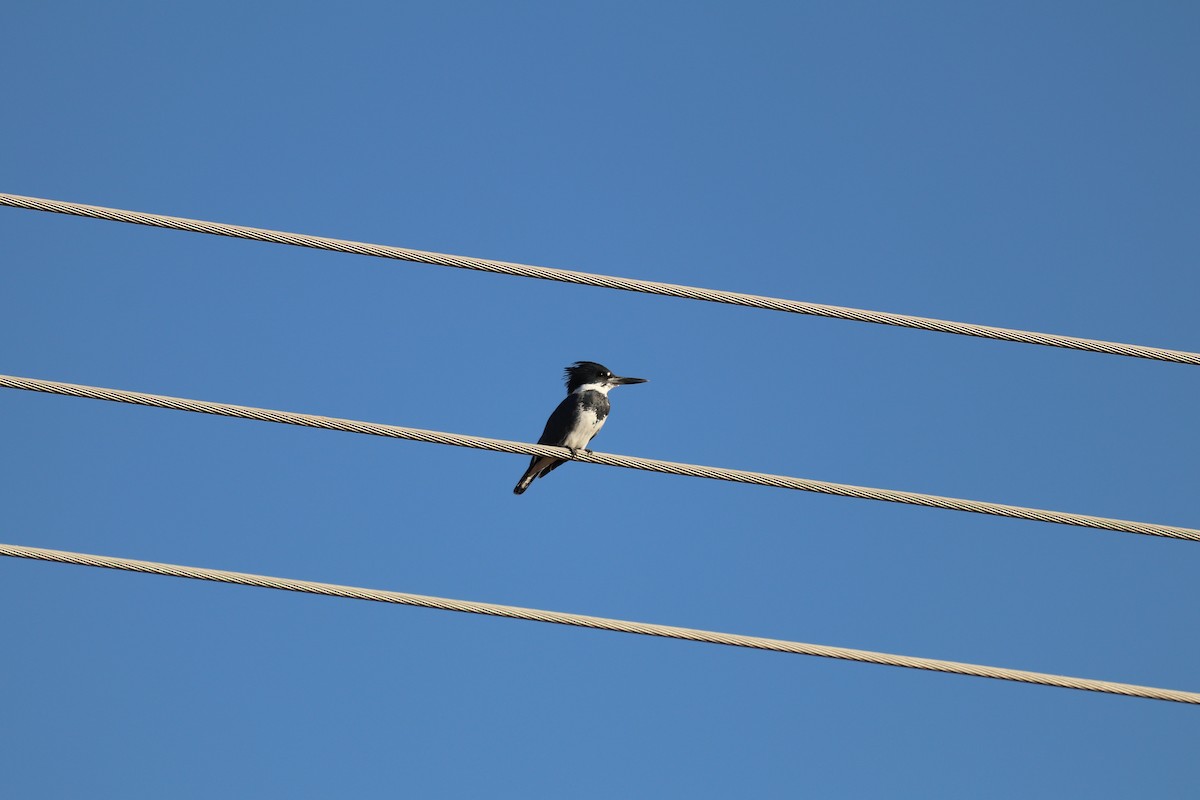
[2,192,1196,365]
[1,541,1195,704]
[2,373,1196,541]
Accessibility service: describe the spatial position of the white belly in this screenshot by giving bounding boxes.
[562,408,605,450]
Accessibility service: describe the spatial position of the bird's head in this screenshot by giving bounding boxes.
[563,361,648,394]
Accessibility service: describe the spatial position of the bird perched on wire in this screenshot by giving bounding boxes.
[513,361,648,495]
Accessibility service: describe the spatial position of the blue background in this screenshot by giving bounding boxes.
[2,3,1197,796]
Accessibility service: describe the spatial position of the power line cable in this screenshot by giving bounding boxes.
[2,192,1196,365]
[2,373,1195,541]
[1,541,1195,705]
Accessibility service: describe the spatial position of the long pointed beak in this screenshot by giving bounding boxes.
[613,376,648,385]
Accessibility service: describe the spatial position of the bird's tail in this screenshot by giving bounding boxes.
[513,458,542,495]
[513,456,563,495]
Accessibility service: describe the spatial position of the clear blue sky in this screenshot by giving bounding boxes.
[2,2,1198,797]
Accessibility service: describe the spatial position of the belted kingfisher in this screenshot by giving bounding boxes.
[513,361,647,495]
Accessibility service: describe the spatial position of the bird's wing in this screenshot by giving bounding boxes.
[513,395,578,493]
[536,394,580,445]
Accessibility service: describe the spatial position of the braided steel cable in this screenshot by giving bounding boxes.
[2,373,1196,541]
[1,541,1196,704]
[2,192,1197,365]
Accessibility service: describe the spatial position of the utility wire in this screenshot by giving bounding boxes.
[2,192,1196,365]
[1,541,1195,705]
[2,373,1196,541]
